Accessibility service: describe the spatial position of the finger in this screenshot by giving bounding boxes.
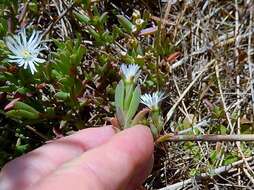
[29,125,154,190]
[0,126,115,190]
[127,154,154,190]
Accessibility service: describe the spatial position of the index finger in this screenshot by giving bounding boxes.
[29,125,154,190]
[0,126,115,190]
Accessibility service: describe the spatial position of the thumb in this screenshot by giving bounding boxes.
[29,125,154,190]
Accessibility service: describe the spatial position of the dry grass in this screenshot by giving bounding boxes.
[145,0,254,189]
[1,0,254,189]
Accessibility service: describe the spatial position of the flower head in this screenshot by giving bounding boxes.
[132,10,141,19]
[135,18,144,26]
[120,64,141,83]
[141,91,166,110]
[5,29,46,74]
[131,25,137,33]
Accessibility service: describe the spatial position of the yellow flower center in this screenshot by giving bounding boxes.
[21,49,31,59]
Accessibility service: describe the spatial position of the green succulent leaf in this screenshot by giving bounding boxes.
[131,108,150,126]
[6,109,39,120]
[0,85,17,92]
[1,72,17,84]
[101,31,113,43]
[150,124,159,138]
[81,0,90,9]
[99,12,108,24]
[117,15,135,33]
[124,83,134,111]
[16,87,31,95]
[116,106,125,128]
[74,11,90,24]
[51,70,62,79]
[55,92,70,100]
[115,80,125,111]
[125,85,141,128]
[15,143,29,155]
[14,101,40,115]
[87,27,100,40]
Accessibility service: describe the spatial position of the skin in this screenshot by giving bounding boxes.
[0,125,154,190]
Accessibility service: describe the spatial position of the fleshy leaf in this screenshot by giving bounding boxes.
[87,27,100,40]
[74,11,90,24]
[131,108,150,126]
[6,109,39,120]
[123,83,134,112]
[115,80,124,111]
[150,124,159,138]
[55,92,70,100]
[99,12,108,24]
[116,106,125,128]
[117,15,136,33]
[125,85,141,128]
[14,101,40,115]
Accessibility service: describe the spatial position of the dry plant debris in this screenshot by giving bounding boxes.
[146,0,254,189]
[0,0,254,189]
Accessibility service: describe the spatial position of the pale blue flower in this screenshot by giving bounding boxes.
[141,91,166,110]
[120,64,140,82]
[5,29,46,74]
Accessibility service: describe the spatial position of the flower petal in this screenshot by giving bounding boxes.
[23,61,28,69]
[20,29,27,47]
[17,60,25,67]
[28,61,37,74]
[34,57,46,63]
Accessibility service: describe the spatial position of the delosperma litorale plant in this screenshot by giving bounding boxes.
[114,63,166,138]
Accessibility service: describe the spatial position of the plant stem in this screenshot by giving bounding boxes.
[156,134,254,143]
[158,156,254,190]
[42,3,74,38]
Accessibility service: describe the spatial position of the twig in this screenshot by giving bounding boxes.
[172,76,191,121]
[158,157,254,190]
[150,16,175,26]
[243,168,254,185]
[174,7,222,46]
[215,62,234,133]
[234,1,243,185]
[156,134,254,143]
[162,1,172,29]
[234,1,254,178]
[248,3,254,117]
[165,59,215,123]
[24,125,49,141]
[41,3,74,38]
[18,1,29,24]
[53,0,68,38]
[177,119,209,135]
[172,76,209,160]
[170,27,254,71]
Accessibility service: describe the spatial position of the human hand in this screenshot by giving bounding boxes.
[0,125,154,190]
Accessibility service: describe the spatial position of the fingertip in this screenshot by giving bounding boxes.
[113,124,154,161]
[61,126,116,149]
[122,125,154,152]
[132,124,154,140]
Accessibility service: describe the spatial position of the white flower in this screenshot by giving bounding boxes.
[132,10,141,19]
[141,91,166,110]
[120,64,141,82]
[131,25,137,32]
[5,29,46,74]
[135,18,144,26]
[120,50,127,56]
[136,54,143,59]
